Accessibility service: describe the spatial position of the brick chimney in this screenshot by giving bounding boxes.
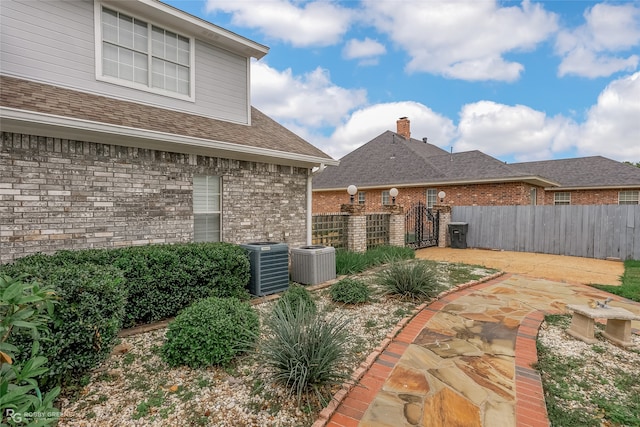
[397,117,410,140]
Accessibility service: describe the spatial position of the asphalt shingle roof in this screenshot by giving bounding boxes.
[0,75,333,160]
[511,157,640,188]
[313,131,552,189]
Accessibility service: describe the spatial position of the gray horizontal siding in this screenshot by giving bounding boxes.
[1,0,249,124]
[451,205,640,260]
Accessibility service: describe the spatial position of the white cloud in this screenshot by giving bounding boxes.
[455,101,577,161]
[556,3,640,78]
[576,72,640,161]
[206,0,353,47]
[363,0,558,82]
[342,37,386,62]
[452,73,640,162]
[250,60,367,129]
[326,102,456,159]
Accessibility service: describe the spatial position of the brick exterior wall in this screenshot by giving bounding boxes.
[1,132,309,264]
[540,188,623,205]
[313,183,633,214]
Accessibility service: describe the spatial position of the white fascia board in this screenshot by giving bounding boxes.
[314,176,559,192]
[1,108,338,168]
[100,0,269,59]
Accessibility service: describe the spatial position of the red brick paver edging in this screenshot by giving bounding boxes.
[515,310,550,427]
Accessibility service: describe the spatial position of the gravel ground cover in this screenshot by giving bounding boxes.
[56,262,494,427]
[536,315,640,427]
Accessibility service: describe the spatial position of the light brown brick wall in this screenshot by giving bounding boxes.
[1,132,309,264]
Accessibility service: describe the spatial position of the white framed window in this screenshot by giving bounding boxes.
[193,176,221,242]
[358,191,365,205]
[381,190,390,205]
[96,5,194,100]
[554,192,571,205]
[530,188,537,206]
[426,189,437,208]
[619,190,639,205]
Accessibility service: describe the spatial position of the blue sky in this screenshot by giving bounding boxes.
[166,0,640,164]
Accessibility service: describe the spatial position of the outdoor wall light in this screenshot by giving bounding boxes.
[390,187,399,204]
[347,184,358,204]
[438,191,446,202]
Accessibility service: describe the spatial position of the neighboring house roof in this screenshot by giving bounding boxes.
[0,76,337,168]
[313,130,557,190]
[511,157,640,190]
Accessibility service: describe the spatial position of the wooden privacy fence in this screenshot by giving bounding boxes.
[451,205,640,260]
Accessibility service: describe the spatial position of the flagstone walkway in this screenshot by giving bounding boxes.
[318,273,640,427]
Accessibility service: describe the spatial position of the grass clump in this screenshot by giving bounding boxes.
[335,246,414,275]
[330,278,371,304]
[591,259,640,302]
[375,260,443,301]
[259,299,350,405]
[162,297,259,368]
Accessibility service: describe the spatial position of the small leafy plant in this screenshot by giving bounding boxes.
[330,278,371,304]
[162,297,259,368]
[0,275,60,426]
[375,260,443,301]
[276,284,316,319]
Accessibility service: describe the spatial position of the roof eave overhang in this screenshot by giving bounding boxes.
[100,0,269,59]
[0,107,338,169]
[544,185,640,191]
[313,176,559,192]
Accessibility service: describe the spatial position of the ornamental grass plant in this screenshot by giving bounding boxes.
[335,246,415,275]
[330,278,371,304]
[375,260,443,301]
[259,298,351,405]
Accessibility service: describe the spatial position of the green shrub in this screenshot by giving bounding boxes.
[375,260,443,301]
[110,243,251,326]
[260,299,350,404]
[330,278,371,304]
[276,283,316,319]
[4,264,127,390]
[162,297,259,368]
[0,275,60,426]
[3,242,251,327]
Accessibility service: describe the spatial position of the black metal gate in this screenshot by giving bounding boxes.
[405,202,439,249]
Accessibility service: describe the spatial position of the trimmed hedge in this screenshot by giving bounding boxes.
[0,242,251,388]
[2,242,251,327]
[111,243,251,327]
[2,263,127,389]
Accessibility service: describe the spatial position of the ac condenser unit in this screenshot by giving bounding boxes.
[240,242,289,296]
[290,245,336,285]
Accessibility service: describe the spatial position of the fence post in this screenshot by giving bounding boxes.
[382,204,405,247]
[340,203,367,253]
[433,204,451,248]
